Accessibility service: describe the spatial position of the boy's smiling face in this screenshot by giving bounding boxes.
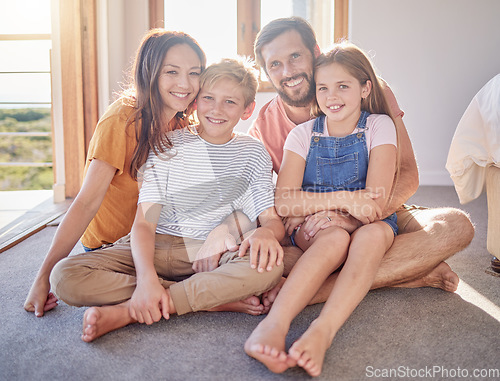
[196,77,255,144]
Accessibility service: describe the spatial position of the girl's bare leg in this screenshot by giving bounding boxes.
[245,226,351,373]
[289,222,394,377]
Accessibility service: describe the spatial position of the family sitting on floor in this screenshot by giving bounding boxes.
[24,17,473,377]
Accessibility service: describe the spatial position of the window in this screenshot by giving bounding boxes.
[163,0,341,90]
[0,0,53,190]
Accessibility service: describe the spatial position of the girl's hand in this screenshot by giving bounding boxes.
[238,227,283,273]
[129,278,170,325]
[24,276,59,317]
[283,216,305,236]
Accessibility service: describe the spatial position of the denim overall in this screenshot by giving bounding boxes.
[301,111,398,236]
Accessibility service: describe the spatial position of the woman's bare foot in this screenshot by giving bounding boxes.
[394,262,459,292]
[81,303,135,343]
[209,296,266,315]
[289,319,333,377]
[244,319,296,373]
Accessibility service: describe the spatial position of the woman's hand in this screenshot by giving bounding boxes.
[24,275,58,317]
[192,224,239,273]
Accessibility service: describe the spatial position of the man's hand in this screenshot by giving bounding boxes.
[129,278,170,325]
[24,276,59,317]
[192,225,239,273]
[300,210,362,240]
[238,227,283,273]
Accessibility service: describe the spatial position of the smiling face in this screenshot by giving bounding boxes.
[260,29,316,107]
[157,43,202,122]
[315,62,371,132]
[196,78,255,144]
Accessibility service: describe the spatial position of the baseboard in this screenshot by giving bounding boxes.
[419,170,454,186]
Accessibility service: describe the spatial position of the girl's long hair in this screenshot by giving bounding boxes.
[313,41,401,205]
[123,29,206,180]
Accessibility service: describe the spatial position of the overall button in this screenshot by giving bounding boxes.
[314,137,320,142]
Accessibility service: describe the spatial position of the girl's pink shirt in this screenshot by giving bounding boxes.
[248,81,402,173]
[283,114,398,161]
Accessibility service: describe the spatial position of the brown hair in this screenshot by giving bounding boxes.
[254,16,317,73]
[312,41,391,117]
[123,29,206,180]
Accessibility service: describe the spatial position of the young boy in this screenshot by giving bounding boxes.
[50,58,285,342]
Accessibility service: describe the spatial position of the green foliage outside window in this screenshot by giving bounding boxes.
[0,108,53,190]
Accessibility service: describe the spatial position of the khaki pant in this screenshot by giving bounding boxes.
[50,233,283,315]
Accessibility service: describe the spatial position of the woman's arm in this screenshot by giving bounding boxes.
[24,159,117,317]
[274,150,382,224]
[129,202,170,324]
[382,116,419,216]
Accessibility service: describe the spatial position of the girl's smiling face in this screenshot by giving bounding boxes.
[315,62,371,132]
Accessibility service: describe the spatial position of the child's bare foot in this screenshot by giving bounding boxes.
[395,262,459,292]
[210,296,265,315]
[289,319,333,377]
[261,277,286,311]
[81,303,135,343]
[245,319,295,373]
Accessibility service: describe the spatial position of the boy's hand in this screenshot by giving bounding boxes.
[283,216,305,236]
[193,225,239,273]
[238,227,283,273]
[24,276,59,317]
[129,278,170,325]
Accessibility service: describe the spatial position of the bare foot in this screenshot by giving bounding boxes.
[289,319,333,377]
[210,296,265,315]
[81,303,135,343]
[261,277,286,311]
[395,262,459,292]
[245,319,296,373]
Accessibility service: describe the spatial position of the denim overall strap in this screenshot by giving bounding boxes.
[302,112,371,193]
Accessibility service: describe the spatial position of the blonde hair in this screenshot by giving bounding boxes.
[199,58,258,107]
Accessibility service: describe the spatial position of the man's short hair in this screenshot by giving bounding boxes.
[200,58,258,107]
[254,16,318,71]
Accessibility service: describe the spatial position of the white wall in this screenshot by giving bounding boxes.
[97,0,149,115]
[349,0,500,185]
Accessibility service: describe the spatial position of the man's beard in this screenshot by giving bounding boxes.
[273,73,316,108]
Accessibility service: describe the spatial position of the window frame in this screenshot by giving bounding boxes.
[154,0,349,92]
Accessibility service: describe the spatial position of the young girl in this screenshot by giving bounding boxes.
[245,41,399,377]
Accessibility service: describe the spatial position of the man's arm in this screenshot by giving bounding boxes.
[383,116,419,217]
[275,149,382,224]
